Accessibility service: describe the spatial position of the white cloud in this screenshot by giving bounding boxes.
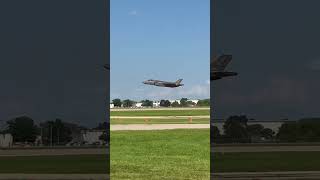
[178,84,210,98]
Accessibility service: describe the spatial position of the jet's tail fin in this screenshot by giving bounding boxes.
[211,54,232,71]
[175,79,183,85]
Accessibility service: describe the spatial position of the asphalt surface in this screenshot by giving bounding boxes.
[211,171,320,180]
[0,148,108,156]
[212,145,320,152]
[0,174,109,180]
[110,107,209,111]
[111,115,209,119]
[110,124,210,131]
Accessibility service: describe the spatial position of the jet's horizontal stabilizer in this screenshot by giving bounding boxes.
[211,54,237,81]
[211,54,232,71]
[175,79,183,85]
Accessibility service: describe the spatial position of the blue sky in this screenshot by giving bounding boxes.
[111,0,210,101]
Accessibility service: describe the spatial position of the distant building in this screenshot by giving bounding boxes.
[0,134,13,148]
[169,100,181,104]
[110,103,114,108]
[153,101,160,107]
[81,130,104,145]
[67,130,105,146]
[190,99,199,104]
[134,102,143,108]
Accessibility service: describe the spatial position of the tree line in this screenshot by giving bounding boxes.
[112,98,210,108]
[212,115,320,143]
[0,116,107,146]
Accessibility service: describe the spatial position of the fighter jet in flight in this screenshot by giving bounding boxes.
[211,54,237,80]
[143,79,184,88]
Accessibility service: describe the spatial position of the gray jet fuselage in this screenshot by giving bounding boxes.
[143,79,184,88]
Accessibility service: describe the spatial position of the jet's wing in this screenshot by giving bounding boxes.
[211,55,232,72]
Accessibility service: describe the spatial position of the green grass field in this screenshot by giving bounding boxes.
[110,118,209,124]
[0,155,108,174]
[110,129,210,180]
[213,152,320,172]
[110,109,209,116]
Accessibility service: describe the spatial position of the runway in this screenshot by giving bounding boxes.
[111,107,209,111]
[212,171,320,180]
[212,144,320,152]
[111,115,209,119]
[111,124,210,131]
[0,147,108,156]
[0,174,109,180]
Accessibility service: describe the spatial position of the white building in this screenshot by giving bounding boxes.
[153,101,160,107]
[110,103,114,108]
[81,130,104,145]
[169,100,181,104]
[134,102,143,108]
[189,99,199,104]
[0,134,13,148]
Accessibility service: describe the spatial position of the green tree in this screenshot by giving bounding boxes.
[296,118,320,142]
[112,99,122,107]
[141,99,153,107]
[211,126,220,140]
[186,101,196,107]
[6,116,38,143]
[247,124,264,137]
[277,122,298,142]
[122,99,134,108]
[197,99,210,106]
[41,119,72,146]
[171,101,180,107]
[94,122,108,130]
[261,128,275,140]
[180,98,188,107]
[160,100,171,107]
[164,100,171,107]
[223,115,249,143]
[99,131,107,143]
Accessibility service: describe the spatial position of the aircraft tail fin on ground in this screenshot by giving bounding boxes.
[211,54,232,71]
[175,79,183,85]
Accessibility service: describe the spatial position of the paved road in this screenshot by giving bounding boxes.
[212,145,320,152]
[111,107,209,111]
[111,124,210,131]
[0,148,108,156]
[111,115,209,119]
[0,174,109,180]
[212,171,320,180]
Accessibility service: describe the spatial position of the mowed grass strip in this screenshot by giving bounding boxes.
[110,118,209,124]
[110,109,209,116]
[213,152,320,172]
[0,155,108,174]
[111,129,210,180]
